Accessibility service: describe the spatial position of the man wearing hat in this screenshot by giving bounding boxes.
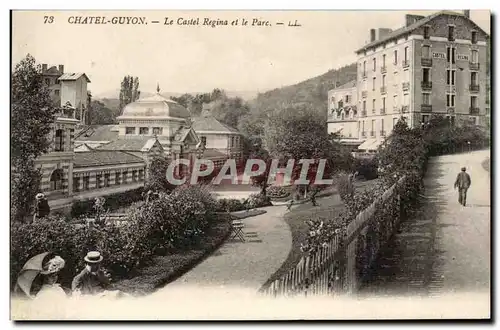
[71,251,111,295]
[33,193,50,222]
[454,167,472,206]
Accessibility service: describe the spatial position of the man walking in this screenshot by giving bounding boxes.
[454,167,471,206]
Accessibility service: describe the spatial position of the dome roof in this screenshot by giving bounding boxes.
[119,93,191,119]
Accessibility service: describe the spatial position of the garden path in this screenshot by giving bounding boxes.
[360,149,490,302]
[153,204,292,293]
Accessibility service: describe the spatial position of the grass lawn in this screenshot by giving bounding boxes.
[112,216,231,295]
[261,178,380,289]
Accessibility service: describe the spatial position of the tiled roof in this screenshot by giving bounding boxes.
[356,11,487,53]
[202,149,228,159]
[333,80,357,90]
[192,116,240,133]
[96,138,150,151]
[58,73,91,82]
[74,150,144,168]
[75,125,119,141]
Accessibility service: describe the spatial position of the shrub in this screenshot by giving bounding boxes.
[247,193,273,208]
[266,186,291,199]
[354,156,378,180]
[70,187,144,218]
[216,198,246,212]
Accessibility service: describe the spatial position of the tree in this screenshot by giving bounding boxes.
[89,100,116,125]
[145,154,174,193]
[11,54,57,222]
[247,138,272,197]
[119,76,140,110]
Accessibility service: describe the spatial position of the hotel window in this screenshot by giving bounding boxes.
[363,80,368,91]
[357,121,360,132]
[345,95,350,103]
[422,45,430,58]
[470,96,478,108]
[471,72,478,85]
[363,61,366,75]
[115,172,121,185]
[153,127,163,135]
[371,119,375,131]
[471,31,478,44]
[132,170,138,182]
[382,97,386,110]
[380,118,385,132]
[422,114,430,124]
[404,46,408,62]
[448,25,455,41]
[54,129,64,151]
[123,171,128,184]
[382,54,386,67]
[201,136,207,146]
[139,127,149,135]
[372,99,376,113]
[104,173,110,187]
[372,77,376,91]
[54,89,60,96]
[73,177,80,192]
[138,169,144,181]
[446,94,456,107]
[446,69,456,85]
[423,26,430,39]
[403,93,409,106]
[447,47,456,64]
[83,175,90,191]
[393,95,398,107]
[125,127,135,135]
[394,50,398,65]
[382,75,386,87]
[471,50,479,63]
[362,100,366,111]
[231,137,235,148]
[422,68,431,83]
[96,174,103,188]
[422,93,431,105]
[362,120,365,132]
[373,58,376,71]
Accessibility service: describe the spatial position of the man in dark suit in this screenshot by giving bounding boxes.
[454,167,471,206]
[71,251,110,295]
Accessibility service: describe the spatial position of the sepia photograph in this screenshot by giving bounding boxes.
[9,9,491,320]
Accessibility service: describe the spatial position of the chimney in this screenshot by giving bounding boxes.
[405,14,425,27]
[42,64,47,73]
[464,10,470,18]
[370,29,376,42]
[58,65,64,74]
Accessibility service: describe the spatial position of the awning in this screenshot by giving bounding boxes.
[357,138,385,151]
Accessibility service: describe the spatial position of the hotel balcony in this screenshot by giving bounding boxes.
[469,84,480,92]
[380,108,386,115]
[469,107,480,115]
[421,81,432,91]
[393,106,400,113]
[402,82,410,91]
[361,110,367,117]
[402,105,409,113]
[362,91,367,98]
[469,62,480,71]
[403,60,410,68]
[381,66,387,74]
[380,86,387,94]
[421,104,433,113]
[421,58,433,67]
[370,131,375,137]
[380,130,386,137]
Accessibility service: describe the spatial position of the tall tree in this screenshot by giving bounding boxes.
[146,154,174,193]
[11,54,57,222]
[119,75,140,110]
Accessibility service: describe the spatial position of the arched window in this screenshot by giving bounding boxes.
[341,111,345,120]
[50,169,64,191]
[54,129,64,151]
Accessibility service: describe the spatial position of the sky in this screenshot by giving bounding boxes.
[12,10,490,97]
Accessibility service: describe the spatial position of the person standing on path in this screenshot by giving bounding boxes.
[454,167,471,206]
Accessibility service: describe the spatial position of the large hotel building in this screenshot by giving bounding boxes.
[328,11,490,152]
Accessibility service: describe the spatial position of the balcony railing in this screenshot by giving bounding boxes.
[421,81,432,90]
[380,86,387,94]
[361,110,367,117]
[403,60,410,68]
[469,107,480,115]
[421,58,433,67]
[469,84,480,92]
[361,131,367,137]
[469,62,480,71]
[380,108,386,115]
[402,105,409,113]
[362,72,367,79]
[381,66,387,74]
[362,91,367,98]
[380,130,386,137]
[402,82,410,91]
[370,131,375,137]
[393,106,400,113]
[421,104,433,113]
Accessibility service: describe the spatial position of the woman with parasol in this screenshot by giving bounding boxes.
[15,252,68,300]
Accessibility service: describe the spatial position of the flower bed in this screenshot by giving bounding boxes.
[11,185,222,293]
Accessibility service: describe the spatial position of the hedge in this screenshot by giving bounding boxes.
[70,187,144,218]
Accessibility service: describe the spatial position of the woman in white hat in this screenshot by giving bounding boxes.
[33,255,67,301]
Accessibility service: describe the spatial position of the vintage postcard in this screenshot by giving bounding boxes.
[10,9,491,320]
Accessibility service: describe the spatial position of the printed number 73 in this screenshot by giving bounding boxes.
[44,16,54,24]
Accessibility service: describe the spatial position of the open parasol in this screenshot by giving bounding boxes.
[15,252,51,298]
